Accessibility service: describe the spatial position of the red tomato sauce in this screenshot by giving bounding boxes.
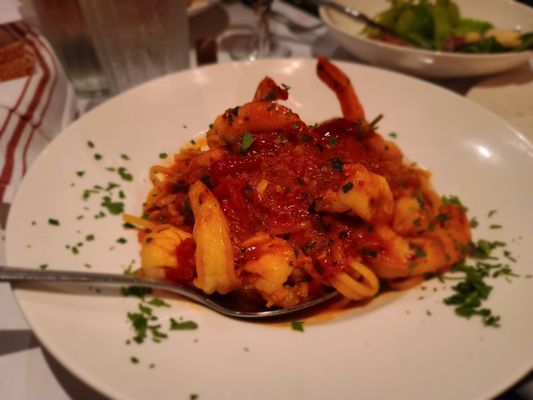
[155,117,425,281]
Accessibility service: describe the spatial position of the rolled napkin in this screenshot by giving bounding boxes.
[0,21,76,203]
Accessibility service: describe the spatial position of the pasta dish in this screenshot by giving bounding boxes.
[125,58,471,309]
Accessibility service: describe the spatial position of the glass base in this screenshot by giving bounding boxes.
[221,32,291,61]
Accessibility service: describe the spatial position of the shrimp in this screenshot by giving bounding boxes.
[140,226,193,279]
[206,101,304,147]
[241,234,309,308]
[317,56,366,122]
[370,203,471,279]
[253,77,289,102]
[207,75,301,148]
[316,58,471,280]
[317,57,401,159]
[392,190,441,236]
[316,163,394,224]
[189,180,240,295]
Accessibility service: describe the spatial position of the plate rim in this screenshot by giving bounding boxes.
[6,57,533,400]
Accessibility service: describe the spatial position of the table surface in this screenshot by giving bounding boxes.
[1,0,532,399]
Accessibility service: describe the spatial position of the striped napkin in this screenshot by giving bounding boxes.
[0,22,76,204]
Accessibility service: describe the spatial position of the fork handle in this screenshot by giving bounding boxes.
[0,265,143,286]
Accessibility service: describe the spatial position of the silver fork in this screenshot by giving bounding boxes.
[0,266,339,319]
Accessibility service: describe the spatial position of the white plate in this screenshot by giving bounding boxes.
[320,0,533,78]
[6,59,533,400]
[188,0,219,17]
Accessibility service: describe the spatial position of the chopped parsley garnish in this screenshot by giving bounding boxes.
[436,213,450,222]
[101,196,124,215]
[240,132,254,154]
[503,250,516,262]
[39,264,48,270]
[442,195,467,210]
[342,182,354,193]
[122,286,152,298]
[415,192,425,209]
[442,233,519,327]
[469,217,479,228]
[48,218,60,226]
[76,171,85,177]
[413,245,426,258]
[147,298,171,308]
[389,132,397,138]
[302,133,313,142]
[121,154,130,161]
[281,83,291,90]
[488,209,497,217]
[330,158,344,171]
[127,312,149,343]
[443,263,500,327]
[469,239,505,259]
[87,140,95,148]
[291,321,305,332]
[170,318,198,330]
[159,153,168,159]
[489,224,502,230]
[130,356,139,364]
[85,234,95,241]
[117,237,127,244]
[82,189,97,200]
[327,135,337,147]
[106,182,119,192]
[94,153,102,160]
[117,167,133,182]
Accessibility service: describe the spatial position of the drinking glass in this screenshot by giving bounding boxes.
[31,0,109,98]
[31,0,190,97]
[231,0,291,60]
[79,0,190,94]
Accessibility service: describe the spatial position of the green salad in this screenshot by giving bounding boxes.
[365,0,533,53]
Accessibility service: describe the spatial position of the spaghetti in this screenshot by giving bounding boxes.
[129,58,471,309]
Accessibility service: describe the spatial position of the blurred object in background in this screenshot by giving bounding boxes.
[0,40,34,82]
[79,0,190,94]
[30,0,109,98]
[30,0,190,97]
[235,0,291,59]
[0,22,76,203]
[280,0,319,16]
[196,37,218,65]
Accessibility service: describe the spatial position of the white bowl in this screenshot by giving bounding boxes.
[320,0,533,78]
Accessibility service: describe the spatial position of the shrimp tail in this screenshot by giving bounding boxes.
[253,77,289,102]
[316,57,366,122]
